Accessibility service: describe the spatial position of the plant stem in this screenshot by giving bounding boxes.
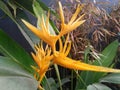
[44,76,51,90]
[54,64,62,90]
[75,71,87,87]
[71,70,74,90]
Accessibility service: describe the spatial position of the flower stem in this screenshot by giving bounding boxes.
[54,64,62,90]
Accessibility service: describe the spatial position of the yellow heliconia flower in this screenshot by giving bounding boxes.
[31,35,120,90]
[54,56,120,73]
[22,13,59,50]
[22,1,120,89]
[58,2,85,37]
[31,43,53,83]
[53,35,120,73]
[22,1,85,51]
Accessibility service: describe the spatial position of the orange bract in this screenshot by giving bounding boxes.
[22,14,58,51]
[31,43,53,83]
[53,35,120,73]
[22,2,85,51]
[58,2,85,37]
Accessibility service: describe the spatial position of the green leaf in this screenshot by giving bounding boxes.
[36,0,58,18]
[14,0,58,17]
[43,66,69,90]
[0,29,35,72]
[0,0,57,48]
[42,77,58,90]
[33,0,56,35]
[33,0,44,18]
[57,77,70,88]
[16,9,40,45]
[87,83,112,90]
[0,56,31,77]
[0,0,15,22]
[7,0,17,17]
[14,0,34,15]
[93,40,119,66]
[0,77,38,90]
[75,40,119,89]
[100,73,120,84]
[0,56,38,90]
[0,0,38,49]
[84,45,91,63]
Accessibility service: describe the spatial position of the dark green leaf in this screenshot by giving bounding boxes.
[7,0,17,17]
[0,0,15,22]
[0,56,31,77]
[14,0,34,15]
[42,77,58,90]
[0,29,35,72]
[0,76,38,90]
[87,83,112,90]
[33,0,56,35]
[14,0,58,17]
[100,73,120,84]
[61,78,70,87]
[0,0,38,49]
[0,56,38,90]
[75,40,119,89]
[16,9,40,45]
[37,0,58,17]
[93,40,119,66]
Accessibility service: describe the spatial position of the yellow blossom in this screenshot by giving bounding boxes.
[58,2,85,37]
[31,35,120,90]
[22,1,85,51]
[53,35,120,73]
[54,56,120,73]
[22,2,120,89]
[21,13,59,50]
[31,43,53,83]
